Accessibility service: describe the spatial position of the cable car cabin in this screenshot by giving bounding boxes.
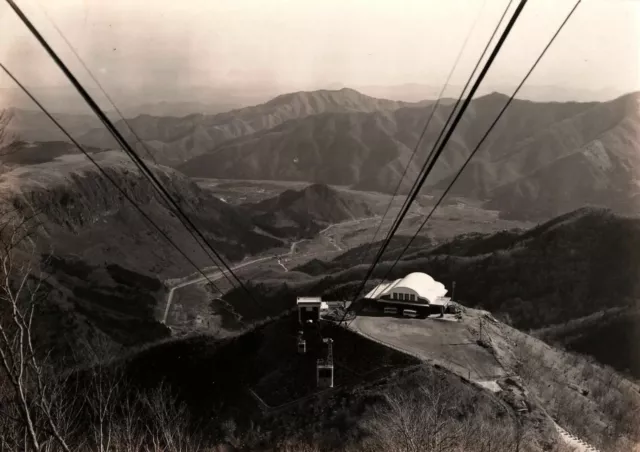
[316,338,334,388]
[317,365,334,388]
[296,297,328,325]
[296,330,307,354]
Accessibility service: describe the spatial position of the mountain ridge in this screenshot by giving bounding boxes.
[0,150,284,274]
[76,88,417,165]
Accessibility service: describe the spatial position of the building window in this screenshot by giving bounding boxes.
[410,294,415,301]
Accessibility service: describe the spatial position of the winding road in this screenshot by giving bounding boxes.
[161,256,271,323]
[161,214,383,324]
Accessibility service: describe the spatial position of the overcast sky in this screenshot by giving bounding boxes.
[0,0,638,107]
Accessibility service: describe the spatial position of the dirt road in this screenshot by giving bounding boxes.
[162,215,383,324]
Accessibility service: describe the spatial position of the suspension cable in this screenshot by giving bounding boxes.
[5,0,268,313]
[34,0,158,165]
[0,62,224,298]
[377,0,516,254]
[383,0,583,281]
[339,0,529,326]
[356,0,490,268]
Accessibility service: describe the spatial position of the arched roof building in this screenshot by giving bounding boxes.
[364,272,448,305]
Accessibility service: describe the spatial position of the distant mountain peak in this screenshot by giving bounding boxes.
[264,87,372,106]
[477,91,512,102]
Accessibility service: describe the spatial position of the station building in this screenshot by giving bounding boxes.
[364,272,451,315]
[296,296,329,323]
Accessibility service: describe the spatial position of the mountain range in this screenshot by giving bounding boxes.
[5,87,640,221]
[178,89,640,218]
[356,83,627,103]
[177,90,640,220]
[76,88,417,166]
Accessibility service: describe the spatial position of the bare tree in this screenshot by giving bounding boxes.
[0,210,72,451]
[0,109,18,158]
[140,382,202,452]
[361,373,530,452]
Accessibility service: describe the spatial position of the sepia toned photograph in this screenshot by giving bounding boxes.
[0,0,639,451]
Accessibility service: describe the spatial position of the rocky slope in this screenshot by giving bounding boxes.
[77,88,413,165]
[246,183,376,238]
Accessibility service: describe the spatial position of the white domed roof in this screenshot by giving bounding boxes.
[364,272,448,303]
[394,272,447,302]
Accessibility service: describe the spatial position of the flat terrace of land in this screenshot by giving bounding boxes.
[350,309,507,382]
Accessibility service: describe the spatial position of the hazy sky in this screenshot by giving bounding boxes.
[0,0,638,106]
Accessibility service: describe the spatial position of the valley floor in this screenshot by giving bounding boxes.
[163,179,532,335]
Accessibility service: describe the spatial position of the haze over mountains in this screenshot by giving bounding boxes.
[6,86,640,223]
[356,83,626,103]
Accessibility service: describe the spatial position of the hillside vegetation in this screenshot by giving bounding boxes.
[247,183,376,238]
[242,208,640,380]
[0,150,284,276]
[2,312,567,451]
